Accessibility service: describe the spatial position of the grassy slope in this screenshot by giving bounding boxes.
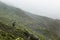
[0,2,60,40]
[0,22,60,40]
[0,22,45,40]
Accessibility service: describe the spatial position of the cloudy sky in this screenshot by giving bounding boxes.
[0,0,60,19]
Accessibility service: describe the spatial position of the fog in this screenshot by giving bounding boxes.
[0,0,60,19]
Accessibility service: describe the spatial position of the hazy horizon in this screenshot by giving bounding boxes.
[0,0,60,19]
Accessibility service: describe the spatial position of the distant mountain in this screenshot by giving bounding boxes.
[0,1,60,40]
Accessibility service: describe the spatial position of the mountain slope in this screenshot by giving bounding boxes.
[0,22,40,40]
[0,1,60,40]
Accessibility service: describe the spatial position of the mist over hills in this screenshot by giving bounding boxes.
[0,1,60,40]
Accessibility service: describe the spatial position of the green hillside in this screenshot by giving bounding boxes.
[0,1,60,40]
